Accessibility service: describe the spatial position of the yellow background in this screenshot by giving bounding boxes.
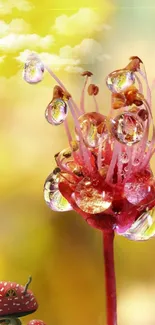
[1,0,155,324]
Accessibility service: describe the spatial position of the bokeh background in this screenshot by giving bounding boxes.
[1,0,155,324]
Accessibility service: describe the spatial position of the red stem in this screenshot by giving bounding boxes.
[103,230,117,325]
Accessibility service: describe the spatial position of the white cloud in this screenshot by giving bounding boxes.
[53,8,111,36]
[16,39,110,73]
[0,34,54,52]
[0,0,34,14]
[64,66,84,73]
[39,52,80,67]
[60,38,110,65]
[16,49,80,72]
[0,19,30,37]
[0,55,5,63]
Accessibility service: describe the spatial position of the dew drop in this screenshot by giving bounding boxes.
[120,152,129,164]
[132,158,140,166]
[45,99,68,125]
[77,112,108,148]
[55,148,73,166]
[44,171,72,211]
[44,171,59,194]
[111,112,144,145]
[74,177,112,214]
[120,208,155,241]
[23,53,44,84]
[106,69,135,93]
[124,166,128,173]
[46,190,73,212]
[124,171,154,205]
[66,161,83,176]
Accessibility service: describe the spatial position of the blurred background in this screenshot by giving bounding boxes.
[1,0,155,324]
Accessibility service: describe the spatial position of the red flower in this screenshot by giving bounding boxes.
[35,56,155,241]
[24,54,155,325]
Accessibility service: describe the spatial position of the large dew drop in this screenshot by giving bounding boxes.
[106,69,135,93]
[23,53,44,84]
[45,99,68,125]
[44,171,72,212]
[121,208,155,241]
[111,112,144,145]
[77,112,108,148]
[124,171,155,205]
[74,177,112,214]
[124,180,151,205]
[55,148,82,176]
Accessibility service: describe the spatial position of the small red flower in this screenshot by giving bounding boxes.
[42,57,155,241]
[24,53,155,325]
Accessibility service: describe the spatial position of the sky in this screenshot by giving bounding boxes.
[0,0,114,77]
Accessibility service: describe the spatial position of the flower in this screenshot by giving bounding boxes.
[24,54,155,241]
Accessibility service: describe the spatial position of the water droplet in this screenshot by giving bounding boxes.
[66,161,83,176]
[77,112,108,148]
[132,158,140,166]
[23,53,44,84]
[44,171,72,211]
[55,148,72,163]
[46,190,73,212]
[121,208,155,241]
[44,171,59,194]
[106,69,135,93]
[111,112,144,145]
[120,152,129,164]
[45,99,68,125]
[124,171,154,205]
[74,177,112,214]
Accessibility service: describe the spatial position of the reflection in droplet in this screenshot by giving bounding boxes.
[45,99,68,125]
[44,171,72,211]
[77,112,108,148]
[23,53,44,84]
[46,190,73,212]
[111,113,144,145]
[124,172,153,205]
[106,69,135,93]
[120,208,155,241]
[74,177,112,214]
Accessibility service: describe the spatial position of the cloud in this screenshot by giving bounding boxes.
[39,52,80,67]
[16,49,80,72]
[0,0,34,14]
[59,38,111,65]
[64,66,84,73]
[0,19,30,37]
[52,8,111,36]
[0,34,54,53]
[16,39,110,73]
